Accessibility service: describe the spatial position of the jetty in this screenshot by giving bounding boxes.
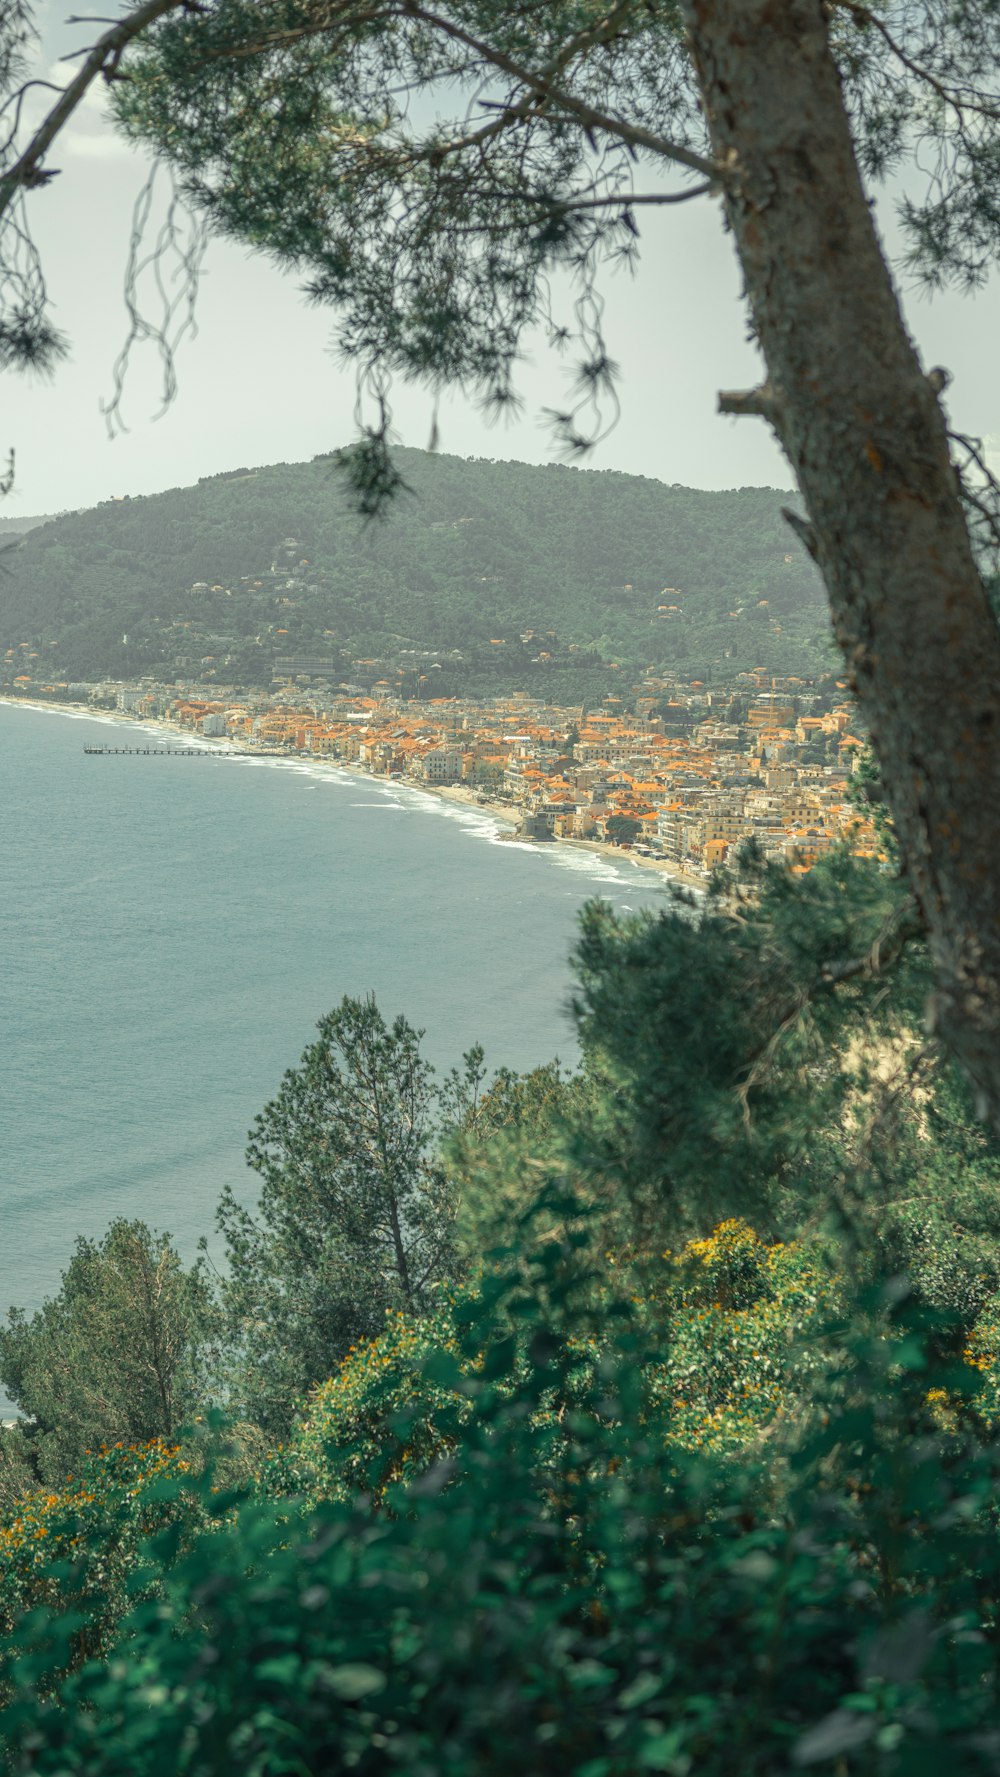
[82,745,287,757]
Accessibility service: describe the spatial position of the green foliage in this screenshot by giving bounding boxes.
[567,850,926,1240]
[447,1058,603,1256]
[9,854,1000,1768]
[651,1221,839,1454]
[332,434,414,521]
[604,812,642,845]
[0,451,830,688]
[472,758,505,794]
[0,1438,204,1669]
[868,1061,1000,1319]
[0,1220,216,1488]
[456,1058,586,1150]
[846,740,898,866]
[6,1230,1000,1775]
[216,994,461,1434]
[276,1298,467,1506]
[278,1218,840,1501]
[111,0,695,448]
[0,1428,36,1519]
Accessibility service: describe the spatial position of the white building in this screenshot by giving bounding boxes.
[421,747,462,784]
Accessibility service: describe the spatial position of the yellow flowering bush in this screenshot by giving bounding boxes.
[277,1283,618,1508]
[278,1223,841,1499]
[0,1437,202,1668]
[275,1300,470,1505]
[957,1295,1000,1425]
[646,1221,839,1455]
[878,1293,1000,1433]
[673,1217,775,1309]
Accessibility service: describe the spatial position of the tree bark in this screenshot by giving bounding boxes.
[680,0,1000,1126]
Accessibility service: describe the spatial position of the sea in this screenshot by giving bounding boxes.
[0,699,675,1400]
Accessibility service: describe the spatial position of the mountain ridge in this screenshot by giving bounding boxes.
[0,449,833,696]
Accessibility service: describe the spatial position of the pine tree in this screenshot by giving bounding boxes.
[0,1219,215,1484]
[216,994,458,1432]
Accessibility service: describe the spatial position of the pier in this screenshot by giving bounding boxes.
[82,745,287,757]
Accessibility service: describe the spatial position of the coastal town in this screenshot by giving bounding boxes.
[5,653,878,882]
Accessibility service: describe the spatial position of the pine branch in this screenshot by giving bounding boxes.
[736,898,923,1125]
[834,0,1000,124]
[0,0,193,225]
[398,0,721,181]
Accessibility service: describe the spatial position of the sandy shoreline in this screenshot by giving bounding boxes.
[1,694,702,896]
[418,780,704,891]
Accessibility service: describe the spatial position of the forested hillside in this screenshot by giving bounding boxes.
[0,451,832,693]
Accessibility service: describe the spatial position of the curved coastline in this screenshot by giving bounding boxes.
[0,694,703,898]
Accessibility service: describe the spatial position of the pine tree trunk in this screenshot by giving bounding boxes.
[680,0,1000,1126]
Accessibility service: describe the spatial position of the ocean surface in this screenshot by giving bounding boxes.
[0,699,673,1398]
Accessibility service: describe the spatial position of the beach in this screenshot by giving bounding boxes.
[424,779,705,891]
[1,694,702,896]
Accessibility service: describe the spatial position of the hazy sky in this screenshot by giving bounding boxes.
[4,3,999,516]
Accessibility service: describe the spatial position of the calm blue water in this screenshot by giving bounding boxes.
[0,700,671,1361]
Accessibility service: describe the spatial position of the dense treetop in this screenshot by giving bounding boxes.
[0,449,830,689]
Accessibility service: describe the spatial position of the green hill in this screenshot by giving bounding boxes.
[0,450,833,698]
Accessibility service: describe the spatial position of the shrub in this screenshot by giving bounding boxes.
[0,1439,204,1674]
[4,1248,1000,1775]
